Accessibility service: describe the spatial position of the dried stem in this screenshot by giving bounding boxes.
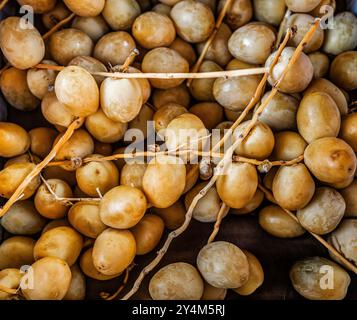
[0,0,9,10]
[250,155,304,170]
[275,9,292,49]
[34,63,269,79]
[207,203,229,244]
[122,21,321,300]
[275,19,320,89]
[40,175,100,204]
[258,184,357,274]
[96,188,103,199]
[42,13,76,40]
[46,133,211,167]
[187,0,233,87]
[118,49,139,72]
[0,118,83,218]
[46,150,303,169]
[40,175,154,209]
[100,267,131,300]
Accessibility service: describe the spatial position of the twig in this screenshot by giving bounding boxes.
[207,203,229,244]
[122,20,321,300]
[187,0,233,87]
[40,175,100,204]
[174,133,211,154]
[275,9,292,49]
[118,49,139,73]
[46,150,303,169]
[46,134,213,167]
[258,184,357,274]
[308,233,357,273]
[276,22,320,89]
[41,174,153,208]
[27,152,36,164]
[0,0,9,11]
[48,134,213,167]
[100,267,131,300]
[34,63,269,79]
[255,156,304,173]
[96,188,103,199]
[0,118,83,218]
[42,13,76,40]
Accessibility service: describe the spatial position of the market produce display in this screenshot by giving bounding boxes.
[0,0,356,301]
